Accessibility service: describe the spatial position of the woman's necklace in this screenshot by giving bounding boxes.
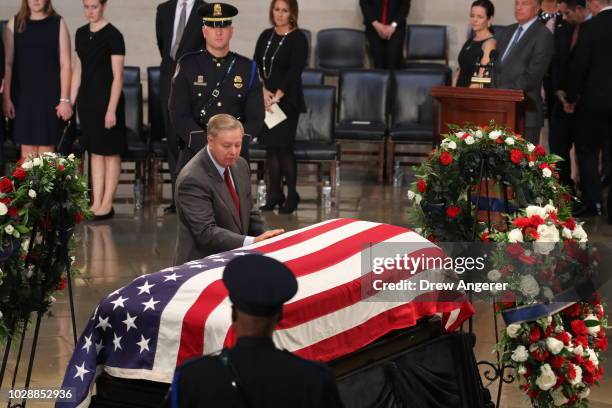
[262,29,289,80]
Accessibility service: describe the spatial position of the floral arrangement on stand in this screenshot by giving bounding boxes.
[491,205,608,407]
[407,123,572,242]
[0,153,90,343]
[406,123,608,407]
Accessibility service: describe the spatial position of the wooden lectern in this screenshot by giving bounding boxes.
[431,86,525,143]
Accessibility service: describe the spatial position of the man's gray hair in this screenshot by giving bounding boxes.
[207,114,244,137]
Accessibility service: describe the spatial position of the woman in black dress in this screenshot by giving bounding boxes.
[254,0,308,214]
[2,0,73,159]
[454,0,496,88]
[71,0,125,220]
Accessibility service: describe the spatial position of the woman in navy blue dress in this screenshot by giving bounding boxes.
[71,0,126,220]
[2,0,73,159]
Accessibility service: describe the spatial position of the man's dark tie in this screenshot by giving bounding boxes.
[571,24,580,50]
[381,0,389,25]
[224,168,240,215]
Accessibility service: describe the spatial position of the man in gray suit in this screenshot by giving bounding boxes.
[174,114,284,265]
[494,0,554,144]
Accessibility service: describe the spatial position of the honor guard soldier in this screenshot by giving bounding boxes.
[169,3,264,172]
[165,254,345,408]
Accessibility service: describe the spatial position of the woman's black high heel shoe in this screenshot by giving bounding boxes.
[279,192,300,214]
[260,193,285,211]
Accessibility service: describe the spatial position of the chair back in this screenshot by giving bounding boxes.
[338,70,390,126]
[405,25,448,63]
[316,29,366,70]
[300,28,312,67]
[302,69,325,86]
[123,83,144,143]
[296,85,335,145]
[124,66,141,84]
[391,69,446,127]
[147,67,163,141]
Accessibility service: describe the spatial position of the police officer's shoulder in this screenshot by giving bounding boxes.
[177,49,206,67]
[176,350,226,377]
[231,52,255,65]
[281,350,336,380]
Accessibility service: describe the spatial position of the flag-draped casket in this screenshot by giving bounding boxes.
[57,219,474,408]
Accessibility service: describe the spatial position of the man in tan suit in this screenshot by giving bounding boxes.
[174,114,283,265]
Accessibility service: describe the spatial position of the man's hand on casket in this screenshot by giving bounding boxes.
[254,229,285,243]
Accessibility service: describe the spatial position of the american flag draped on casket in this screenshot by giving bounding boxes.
[57,219,474,408]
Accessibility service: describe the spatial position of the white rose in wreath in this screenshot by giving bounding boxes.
[28,189,37,199]
[464,135,475,145]
[506,323,521,339]
[546,337,565,355]
[520,274,540,297]
[4,225,14,235]
[572,225,588,243]
[527,143,536,152]
[487,269,501,282]
[517,365,527,375]
[526,206,547,219]
[551,388,569,406]
[414,194,422,205]
[68,153,76,161]
[454,132,466,139]
[447,141,457,150]
[542,167,552,178]
[0,203,7,216]
[21,160,33,170]
[511,345,529,362]
[562,227,573,240]
[573,345,584,356]
[32,157,43,167]
[489,130,502,140]
[584,314,600,336]
[407,191,416,200]
[508,228,524,243]
[534,224,560,255]
[505,137,515,145]
[535,364,557,391]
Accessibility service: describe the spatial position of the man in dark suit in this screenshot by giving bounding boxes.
[566,0,612,220]
[174,114,282,266]
[494,0,554,144]
[359,0,411,69]
[166,254,344,408]
[549,0,591,194]
[156,0,206,214]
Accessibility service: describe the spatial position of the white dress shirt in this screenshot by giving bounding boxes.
[206,146,255,246]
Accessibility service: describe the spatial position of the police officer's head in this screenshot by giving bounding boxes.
[223,254,298,338]
[198,3,237,56]
[207,114,244,168]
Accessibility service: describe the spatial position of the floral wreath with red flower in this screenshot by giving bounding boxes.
[485,205,608,407]
[0,153,90,343]
[407,123,573,242]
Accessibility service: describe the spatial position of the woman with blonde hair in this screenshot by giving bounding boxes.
[2,0,73,159]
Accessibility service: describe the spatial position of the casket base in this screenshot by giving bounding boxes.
[89,318,490,407]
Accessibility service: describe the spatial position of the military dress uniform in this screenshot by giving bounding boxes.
[165,254,345,408]
[169,3,264,172]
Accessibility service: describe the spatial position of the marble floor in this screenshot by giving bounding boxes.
[1,168,611,407]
